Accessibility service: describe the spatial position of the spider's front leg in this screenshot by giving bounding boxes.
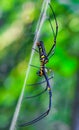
[46,3,58,58]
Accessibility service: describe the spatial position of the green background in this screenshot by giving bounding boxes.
[0,0,79,130]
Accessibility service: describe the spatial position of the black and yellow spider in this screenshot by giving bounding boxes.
[19,3,58,127]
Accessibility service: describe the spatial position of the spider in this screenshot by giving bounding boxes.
[19,3,58,127]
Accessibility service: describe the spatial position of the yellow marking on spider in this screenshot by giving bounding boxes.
[48,87,51,91]
[41,55,45,58]
[41,67,43,70]
[40,70,43,75]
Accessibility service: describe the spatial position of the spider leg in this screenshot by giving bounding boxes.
[26,75,53,86]
[18,110,49,127]
[18,86,52,127]
[47,18,56,57]
[30,64,40,69]
[25,87,47,99]
[30,64,50,71]
[47,3,58,58]
[32,48,39,53]
[25,75,53,99]
[48,3,58,38]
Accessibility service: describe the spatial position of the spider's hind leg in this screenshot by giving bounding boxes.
[18,83,52,127]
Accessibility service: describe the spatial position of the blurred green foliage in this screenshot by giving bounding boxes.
[0,0,79,130]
